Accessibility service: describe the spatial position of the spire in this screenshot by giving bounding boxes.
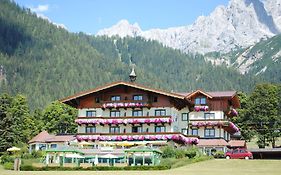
[129,65,137,82]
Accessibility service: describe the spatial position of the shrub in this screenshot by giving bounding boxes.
[31,151,44,158]
[3,162,14,170]
[21,165,35,171]
[175,149,186,159]
[0,154,14,164]
[19,165,171,171]
[185,148,197,159]
[213,151,225,158]
[161,146,176,158]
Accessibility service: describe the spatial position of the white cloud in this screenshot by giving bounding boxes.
[30,4,49,13]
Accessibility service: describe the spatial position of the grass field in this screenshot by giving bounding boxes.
[1,159,281,175]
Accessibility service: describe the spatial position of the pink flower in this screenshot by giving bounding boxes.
[171,135,179,141]
[149,135,156,140]
[138,135,145,140]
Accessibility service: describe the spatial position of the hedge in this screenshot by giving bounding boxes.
[3,162,14,170]
[20,165,171,171]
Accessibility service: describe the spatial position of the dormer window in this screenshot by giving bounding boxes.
[195,97,206,105]
[133,95,143,101]
[111,95,121,101]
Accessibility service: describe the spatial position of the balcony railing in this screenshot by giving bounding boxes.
[189,120,239,134]
[101,100,151,109]
[75,116,172,125]
[76,132,199,145]
[194,105,209,112]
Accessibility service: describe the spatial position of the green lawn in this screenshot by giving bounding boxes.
[1,159,281,175]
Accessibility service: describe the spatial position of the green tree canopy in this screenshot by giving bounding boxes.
[42,101,77,134]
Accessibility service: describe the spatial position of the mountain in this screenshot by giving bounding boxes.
[97,0,281,54]
[205,34,281,82]
[1,0,267,109]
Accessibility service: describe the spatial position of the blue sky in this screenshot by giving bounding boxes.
[14,0,229,34]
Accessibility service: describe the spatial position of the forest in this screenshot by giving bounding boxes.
[0,0,272,110]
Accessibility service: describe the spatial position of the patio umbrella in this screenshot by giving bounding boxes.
[7,146,21,152]
[79,141,92,148]
[100,153,118,159]
[65,153,84,158]
[118,141,134,146]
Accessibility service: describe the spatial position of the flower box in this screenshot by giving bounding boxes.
[194,105,209,112]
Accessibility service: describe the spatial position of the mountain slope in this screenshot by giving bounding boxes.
[97,0,281,54]
[205,34,281,82]
[0,0,276,109]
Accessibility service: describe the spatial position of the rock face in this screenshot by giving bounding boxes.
[96,0,281,54]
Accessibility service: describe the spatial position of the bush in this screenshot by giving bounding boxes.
[185,148,197,159]
[31,151,44,158]
[175,149,186,159]
[161,146,176,158]
[213,151,225,158]
[161,155,212,169]
[3,162,14,170]
[21,165,35,171]
[0,154,14,164]
[20,165,171,171]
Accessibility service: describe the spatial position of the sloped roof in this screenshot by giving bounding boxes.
[45,135,76,143]
[179,91,237,98]
[28,131,54,144]
[228,140,246,147]
[185,90,213,99]
[60,81,186,103]
[28,131,76,144]
[207,91,237,98]
[197,139,228,147]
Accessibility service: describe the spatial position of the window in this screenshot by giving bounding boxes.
[50,144,57,149]
[240,149,246,153]
[86,126,96,133]
[132,126,142,133]
[133,95,143,101]
[204,113,215,120]
[205,128,215,138]
[95,97,101,103]
[153,96,158,102]
[181,128,188,135]
[86,110,96,117]
[110,110,120,117]
[109,126,120,133]
[39,144,47,150]
[182,113,189,121]
[191,129,198,136]
[155,126,166,132]
[155,109,166,116]
[132,110,143,116]
[195,97,206,105]
[111,95,121,101]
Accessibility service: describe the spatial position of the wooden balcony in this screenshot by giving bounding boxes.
[75,116,172,125]
[101,100,151,109]
[77,116,172,119]
[76,132,199,145]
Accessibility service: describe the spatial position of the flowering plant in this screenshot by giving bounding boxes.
[191,121,224,127]
[194,105,209,112]
[102,102,146,108]
[76,134,199,145]
[75,117,172,125]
